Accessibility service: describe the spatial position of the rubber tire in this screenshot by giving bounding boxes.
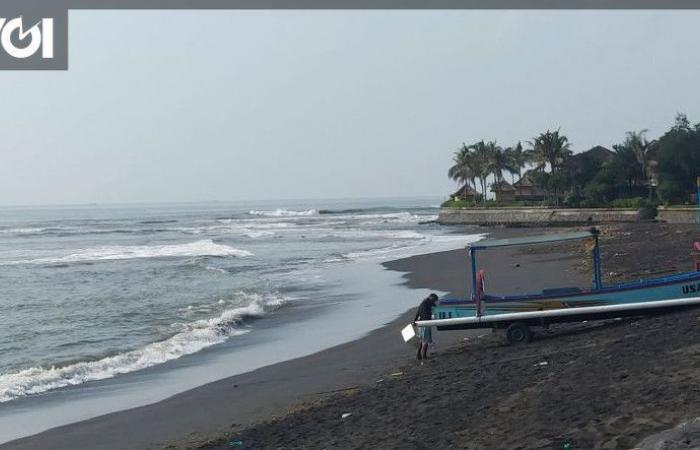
[506,322,532,345]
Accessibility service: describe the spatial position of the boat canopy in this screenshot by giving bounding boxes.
[468,230,596,251]
[466,229,603,302]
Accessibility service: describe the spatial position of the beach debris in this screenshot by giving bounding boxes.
[561,440,573,450]
[228,439,244,448]
[375,379,384,383]
[534,361,548,367]
[341,412,352,419]
[390,371,404,377]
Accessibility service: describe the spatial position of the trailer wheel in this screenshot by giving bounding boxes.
[506,322,532,345]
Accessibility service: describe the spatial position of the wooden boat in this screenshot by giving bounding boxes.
[422,229,700,343]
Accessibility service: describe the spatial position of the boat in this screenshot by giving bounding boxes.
[418,228,700,343]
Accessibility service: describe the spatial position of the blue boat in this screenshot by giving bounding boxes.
[426,229,700,343]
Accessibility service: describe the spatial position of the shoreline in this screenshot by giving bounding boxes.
[1,229,494,450]
[196,222,700,450]
[2,226,578,450]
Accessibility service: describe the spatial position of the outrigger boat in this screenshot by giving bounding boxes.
[416,229,700,344]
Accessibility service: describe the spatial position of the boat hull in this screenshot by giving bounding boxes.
[434,271,700,320]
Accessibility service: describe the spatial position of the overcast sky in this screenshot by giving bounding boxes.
[1,10,700,206]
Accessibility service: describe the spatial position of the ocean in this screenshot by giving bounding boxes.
[0,198,483,442]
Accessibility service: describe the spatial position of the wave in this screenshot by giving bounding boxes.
[0,226,75,236]
[0,292,287,403]
[340,245,417,260]
[6,240,252,265]
[248,209,319,217]
[139,219,179,225]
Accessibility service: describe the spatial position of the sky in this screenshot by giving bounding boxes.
[1,10,700,206]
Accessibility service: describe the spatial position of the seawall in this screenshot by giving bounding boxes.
[437,207,699,225]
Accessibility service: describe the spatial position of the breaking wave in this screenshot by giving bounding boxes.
[0,292,287,403]
[248,209,319,217]
[6,240,252,265]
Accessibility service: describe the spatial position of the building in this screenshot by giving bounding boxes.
[513,175,546,201]
[451,184,481,202]
[491,181,516,202]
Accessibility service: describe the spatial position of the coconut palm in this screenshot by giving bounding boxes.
[526,130,572,173]
[448,143,476,199]
[467,140,494,206]
[485,141,514,183]
[627,130,654,200]
[505,141,527,183]
[526,130,572,206]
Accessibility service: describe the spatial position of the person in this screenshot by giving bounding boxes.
[413,293,438,364]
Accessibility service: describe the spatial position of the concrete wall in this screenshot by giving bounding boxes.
[437,207,639,225]
[657,208,700,224]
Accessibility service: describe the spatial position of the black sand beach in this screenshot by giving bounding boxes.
[197,223,700,450]
[1,227,555,450]
[7,223,700,449]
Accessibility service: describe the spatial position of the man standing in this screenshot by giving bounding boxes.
[413,293,438,364]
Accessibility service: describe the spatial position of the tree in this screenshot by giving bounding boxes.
[505,141,527,184]
[467,140,495,206]
[654,114,700,203]
[448,144,476,199]
[485,141,517,183]
[526,129,572,172]
[526,130,572,205]
[616,130,654,200]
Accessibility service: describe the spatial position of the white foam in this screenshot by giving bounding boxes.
[386,230,426,240]
[243,230,276,239]
[5,240,252,265]
[0,292,287,403]
[248,209,318,217]
[341,245,418,260]
[347,212,437,225]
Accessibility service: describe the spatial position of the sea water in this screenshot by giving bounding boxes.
[0,198,483,442]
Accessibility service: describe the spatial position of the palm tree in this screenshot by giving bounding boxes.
[467,140,494,206]
[617,130,655,200]
[505,141,527,184]
[448,144,476,199]
[526,130,572,173]
[526,130,572,205]
[485,141,511,183]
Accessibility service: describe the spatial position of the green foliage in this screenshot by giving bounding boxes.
[526,129,572,172]
[578,198,603,208]
[608,197,658,209]
[445,114,700,209]
[653,114,700,204]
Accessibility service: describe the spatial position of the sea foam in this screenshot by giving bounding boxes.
[248,209,319,217]
[0,292,287,402]
[5,240,252,265]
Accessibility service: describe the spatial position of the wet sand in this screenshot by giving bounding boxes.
[197,222,700,450]
[9,223,700,449]
[2,227,560,450]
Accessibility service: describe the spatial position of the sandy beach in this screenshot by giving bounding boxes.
[195,222,700,450]
[6,222,700,449]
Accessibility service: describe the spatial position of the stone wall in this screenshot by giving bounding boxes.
[437,207,639,225]
[657,208,700,224]
[438,207,700,225]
